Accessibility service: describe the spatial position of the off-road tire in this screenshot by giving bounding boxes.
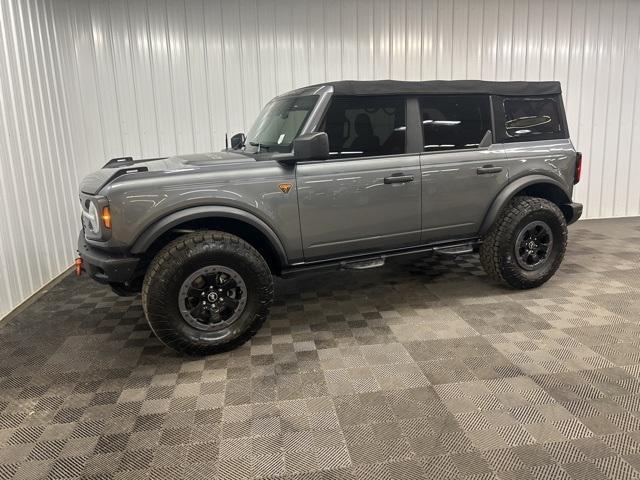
[142,231,273,355]
[479,195,567,289]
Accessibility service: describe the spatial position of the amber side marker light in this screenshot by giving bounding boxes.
[102,206,112,229]
[74,257,83,276]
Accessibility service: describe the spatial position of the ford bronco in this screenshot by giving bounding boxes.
[77,80,583,355]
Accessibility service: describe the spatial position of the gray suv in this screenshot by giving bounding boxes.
[77,80,583,355]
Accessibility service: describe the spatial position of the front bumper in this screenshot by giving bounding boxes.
[78,232,139,284]
[563,202,583,225]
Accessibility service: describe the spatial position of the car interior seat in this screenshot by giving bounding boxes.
[348,113,380,154]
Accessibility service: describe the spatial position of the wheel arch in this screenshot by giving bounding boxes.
[479,175,572,236]
[131,206,288,274]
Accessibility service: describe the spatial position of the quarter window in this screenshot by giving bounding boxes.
[503,97,563,139]
[320,96,406,158]
[419,95,491,152]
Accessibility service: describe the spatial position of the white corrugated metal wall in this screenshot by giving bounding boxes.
[1,0,640,318]
[0,0,81,319]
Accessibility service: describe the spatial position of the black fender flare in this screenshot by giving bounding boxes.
[130,205,288,265]
[478,175,572,236]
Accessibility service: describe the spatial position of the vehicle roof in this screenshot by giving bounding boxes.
[282,79,561,97]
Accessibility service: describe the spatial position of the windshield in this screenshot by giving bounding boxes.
[244,95,318,153]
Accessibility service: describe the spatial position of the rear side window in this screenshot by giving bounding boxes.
[503,97,564,140]
[419,95,491,152]
[320,96,406,158]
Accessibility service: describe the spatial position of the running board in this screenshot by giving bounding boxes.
[280,237,480,278]
[432,243,475,256]
[340,257,386,270]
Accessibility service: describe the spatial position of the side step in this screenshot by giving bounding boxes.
[340,257,386,270]
[432,243,475,257]
[280,238,480,278]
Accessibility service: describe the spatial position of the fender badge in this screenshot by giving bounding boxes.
[279,183,292,194]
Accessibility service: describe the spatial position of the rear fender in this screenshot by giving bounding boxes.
[479,175,571,236]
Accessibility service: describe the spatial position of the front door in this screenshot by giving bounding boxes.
[296,95,421,260]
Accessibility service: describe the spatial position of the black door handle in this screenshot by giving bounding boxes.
[384,174,414,184]
[477,165,503,174]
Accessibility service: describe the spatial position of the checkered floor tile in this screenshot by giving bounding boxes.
[0,217,639,479]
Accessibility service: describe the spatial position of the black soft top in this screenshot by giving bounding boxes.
[295,79,561,97]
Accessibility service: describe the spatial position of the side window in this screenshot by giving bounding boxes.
[503,97,563,139]
[420,95,491,152]
[321,96,406,158]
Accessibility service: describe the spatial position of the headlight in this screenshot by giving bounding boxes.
[86,201,101,235]
[80,194,111,241]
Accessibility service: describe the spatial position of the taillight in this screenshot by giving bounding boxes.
[574,152,582,184]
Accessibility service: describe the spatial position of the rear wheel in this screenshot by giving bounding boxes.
[479,196,567,289]
[142,231,273,355]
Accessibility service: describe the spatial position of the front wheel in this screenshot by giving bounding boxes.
[479,196,567,289]
[142,231,273,355]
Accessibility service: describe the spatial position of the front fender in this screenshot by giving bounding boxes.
[129,205,288,265]
[478,174,572,236]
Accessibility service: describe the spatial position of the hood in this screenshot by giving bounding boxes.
[79,150,255,195]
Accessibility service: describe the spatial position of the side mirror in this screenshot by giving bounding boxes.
[293,132,329,161]
[230,132,245,150]
[479,130,493,148]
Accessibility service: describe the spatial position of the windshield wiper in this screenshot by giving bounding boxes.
[249,142,271,152]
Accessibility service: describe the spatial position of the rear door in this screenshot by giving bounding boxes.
[296,95,421,260]
[418,95,509,243]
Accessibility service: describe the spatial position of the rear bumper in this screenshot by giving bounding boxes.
[78,232,139,284]
[563,202,583,225]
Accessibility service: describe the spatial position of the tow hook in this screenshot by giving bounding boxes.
[75,257,84,276]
